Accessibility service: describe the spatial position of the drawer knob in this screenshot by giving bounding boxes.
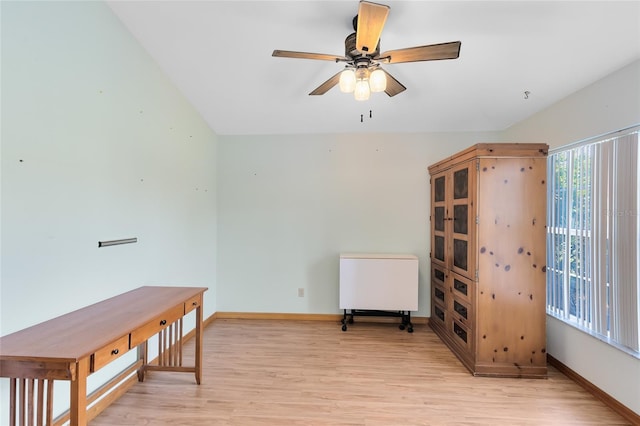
[160,319,167,326]
[192,302,198,306]
[111,349,119,355]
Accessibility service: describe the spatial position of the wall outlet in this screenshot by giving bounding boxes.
[297,288,304,297]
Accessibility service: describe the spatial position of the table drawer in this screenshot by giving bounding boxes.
[92,334,129,372]
[184,294,202,314]
[130,304,184,348]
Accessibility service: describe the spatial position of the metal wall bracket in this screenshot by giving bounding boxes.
[98,238,137,248]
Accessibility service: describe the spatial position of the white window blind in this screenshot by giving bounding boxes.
[547,126,639,356]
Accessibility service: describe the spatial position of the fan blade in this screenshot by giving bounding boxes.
[272,50,347,62]
[356,1,390,54]
[379,41,461,64]
[309,71,342,96]
[381,69,406,97]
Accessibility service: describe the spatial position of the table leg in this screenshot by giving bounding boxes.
[195,304,203,385]
[69,357,89,426]
[137,341,147,382]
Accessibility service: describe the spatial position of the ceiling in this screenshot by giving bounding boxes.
[107,1,640,136]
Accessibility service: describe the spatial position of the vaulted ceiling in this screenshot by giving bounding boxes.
[107,1,640,135]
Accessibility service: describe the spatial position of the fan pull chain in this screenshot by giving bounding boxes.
[360,110,373,123]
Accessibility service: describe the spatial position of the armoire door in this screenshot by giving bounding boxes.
[430,171,448,268]
[449,160,476,280]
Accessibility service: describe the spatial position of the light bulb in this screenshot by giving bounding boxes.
[369,68,386,92]
[339,69,356,93]
[354,79,370,101]
[355,67,369,81]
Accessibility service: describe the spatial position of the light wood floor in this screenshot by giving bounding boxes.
[91,319,631,425]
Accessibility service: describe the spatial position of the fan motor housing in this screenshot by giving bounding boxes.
[345,32,380,59]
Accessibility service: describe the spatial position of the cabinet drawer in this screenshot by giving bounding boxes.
[451,272,473,304]
[452,297,473,327]
[130,304,184,348]
[451,318,473,352]
[184,294,202,314]
[431,265,448,311]
[92,334,129,372]
[431,265,446,286]
[432,304,446,324]
[433,283,447,308]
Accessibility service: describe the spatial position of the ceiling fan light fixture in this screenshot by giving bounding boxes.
[354,79,370,101]
[355,66,369,81]
[369,68,386,92]
[273,1,461,101]
[339,69,356,93]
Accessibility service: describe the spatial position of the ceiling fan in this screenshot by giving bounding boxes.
[272,0,461,100]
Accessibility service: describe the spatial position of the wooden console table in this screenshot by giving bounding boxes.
[0,286,207,426]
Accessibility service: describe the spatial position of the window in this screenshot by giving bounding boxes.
[546,126,640,356]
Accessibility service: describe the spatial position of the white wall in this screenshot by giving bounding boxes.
[1,0,217,418]
[502,60,640,150]
[502,59,640,416]
[217,132,498,316]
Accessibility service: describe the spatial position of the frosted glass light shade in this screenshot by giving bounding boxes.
[369,68,387,92]
[339,69,356,93]
[354,79,370,101]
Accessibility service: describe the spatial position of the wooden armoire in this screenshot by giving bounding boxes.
[428,143,549,378]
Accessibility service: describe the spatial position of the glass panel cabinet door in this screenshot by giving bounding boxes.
[450,161,475,279]
[431,173,448,266]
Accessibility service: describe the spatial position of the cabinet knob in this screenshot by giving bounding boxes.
[192,302,198,306]
[160,319,167,326]
[111,349,119,355]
